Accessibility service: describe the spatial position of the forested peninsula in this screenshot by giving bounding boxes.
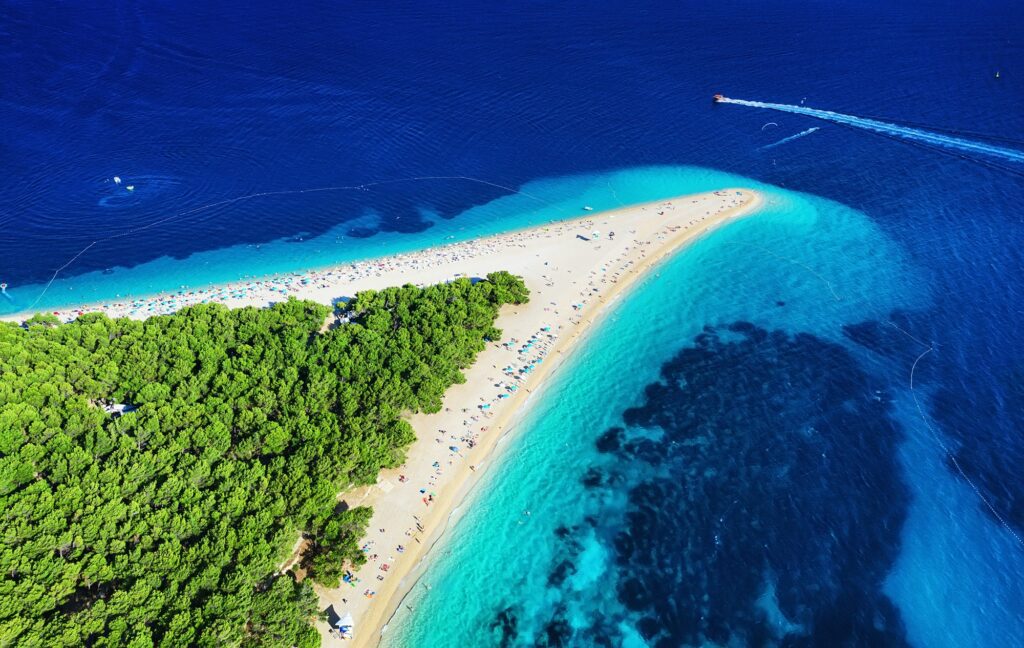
[0,272,529,647]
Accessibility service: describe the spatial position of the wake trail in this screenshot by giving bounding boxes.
[760,127,820,151]
[720,97,1024,165]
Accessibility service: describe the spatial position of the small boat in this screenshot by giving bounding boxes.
[713,94,725,103]
[583,205,594,211]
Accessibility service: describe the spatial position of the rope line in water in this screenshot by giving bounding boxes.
[727,242,842,301]
[889,321,1024,549]
[606,181,626,207]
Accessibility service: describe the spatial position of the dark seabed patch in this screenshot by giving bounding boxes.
[843,312,1024,536]
[931,363,1024,531]
[496,322,913,646]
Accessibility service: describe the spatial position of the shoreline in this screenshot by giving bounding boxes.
[315,189,763,647]
[2,191,737,324]
[2,189,762,645]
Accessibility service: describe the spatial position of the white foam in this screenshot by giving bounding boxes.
[723,98,1024,164]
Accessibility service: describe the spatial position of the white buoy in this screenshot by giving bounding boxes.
[114,176,122,185]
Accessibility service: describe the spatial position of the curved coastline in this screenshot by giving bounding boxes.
[0,166,758,322]
[2,189,763,645]
[321,189,764,648]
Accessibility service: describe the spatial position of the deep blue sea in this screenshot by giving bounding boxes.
[4,0,1023,645]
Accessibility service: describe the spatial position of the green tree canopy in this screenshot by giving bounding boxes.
[0,272,528,647]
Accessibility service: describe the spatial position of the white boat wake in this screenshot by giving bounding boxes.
[761,127,820,151]
[719,97,1024,164]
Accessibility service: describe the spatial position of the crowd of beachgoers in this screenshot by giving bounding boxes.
[11,189,756,647]
[43,228,558,322]
[36,191,747,325]
[20,193,754,621]
[344,319,560,602]
[326,191,753,610]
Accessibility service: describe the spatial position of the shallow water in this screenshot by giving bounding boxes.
[382,180,1021,646]
[4,1,1024,645]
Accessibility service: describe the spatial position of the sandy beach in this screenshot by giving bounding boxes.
[4,189,762,645]
[298,189,762,647]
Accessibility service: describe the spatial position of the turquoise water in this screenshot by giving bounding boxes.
[380,178,1024,646]
[12,163,1023,644]
[3,166,776,315]
[8,2,1023,642]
